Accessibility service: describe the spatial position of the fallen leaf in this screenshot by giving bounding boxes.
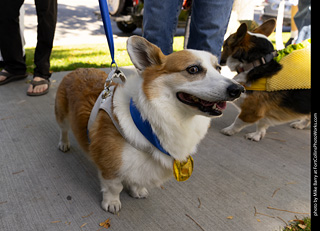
[256,219,261,222]
[99,218,111,229]
[298,224,306,229]
[226,216,233,219]
[293,219,305,225]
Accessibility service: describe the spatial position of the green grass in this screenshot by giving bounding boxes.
[25,42,131,74]
[24,32,289,74]
[282,217,311,231]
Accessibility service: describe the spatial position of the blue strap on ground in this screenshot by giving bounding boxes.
[98,0,116,65]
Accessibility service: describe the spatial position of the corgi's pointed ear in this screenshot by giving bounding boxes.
[127,36,165,72]
[232,23,247,45]
[253,19,276,37]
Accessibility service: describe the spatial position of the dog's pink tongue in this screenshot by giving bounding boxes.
[217,102,227,110]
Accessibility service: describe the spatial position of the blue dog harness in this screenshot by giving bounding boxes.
[88,88,171,157]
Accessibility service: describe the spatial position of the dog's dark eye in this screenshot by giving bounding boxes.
[186,65,201,74]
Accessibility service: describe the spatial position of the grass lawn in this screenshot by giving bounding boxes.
[25,32,290,74]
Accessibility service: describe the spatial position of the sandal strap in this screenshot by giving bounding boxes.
[30,79,50,86]
[0,71,13,78]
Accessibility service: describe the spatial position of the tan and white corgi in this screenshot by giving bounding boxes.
[220,19,311,141]
[54,36,243,213]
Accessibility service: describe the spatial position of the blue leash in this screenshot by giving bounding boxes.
[97,0,170,158]
[98,0,116,66]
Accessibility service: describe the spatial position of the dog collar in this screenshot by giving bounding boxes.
[236,40,310,73]
[236,51,278,74]
[129,98,171,156]
[129,98,194,182]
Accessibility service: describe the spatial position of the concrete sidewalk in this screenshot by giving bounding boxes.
[0,66,310,231]
[1,1,311,230]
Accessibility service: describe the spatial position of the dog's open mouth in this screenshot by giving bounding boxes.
[176,92,226,116]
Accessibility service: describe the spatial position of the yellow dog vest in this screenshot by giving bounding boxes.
[245,46,311,91]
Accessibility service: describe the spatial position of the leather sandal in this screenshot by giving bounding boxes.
[27,78,51,96]
[0,70,28,86]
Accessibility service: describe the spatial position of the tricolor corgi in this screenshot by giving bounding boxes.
[54,36,244,213]
[220,19,311,141]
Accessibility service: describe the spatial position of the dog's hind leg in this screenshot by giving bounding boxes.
[55,85,71,152]
[57,119,71,152]
[290,116,310,129]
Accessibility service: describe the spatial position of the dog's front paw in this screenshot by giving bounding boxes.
[129,187,149,199]
[245,131,265,141]
[221,126,237,136]
[101,199,121,214]
[58,141,70,152]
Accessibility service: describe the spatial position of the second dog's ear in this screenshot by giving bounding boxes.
[253,19,276,37]
[127,36,165,73]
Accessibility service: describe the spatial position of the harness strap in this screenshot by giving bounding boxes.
[87,87,157,155]
[88,86,126,140]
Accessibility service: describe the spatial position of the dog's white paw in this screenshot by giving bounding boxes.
[58,141,70,152]
[101,198,121,214]
[245,131,265,141]
[290,120,309,130]
[129,187,149,199]
[221,126,237,136]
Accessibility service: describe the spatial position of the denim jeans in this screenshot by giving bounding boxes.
[143,0,233,60]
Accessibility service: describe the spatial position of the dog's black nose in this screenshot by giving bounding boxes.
[227,84,245,98]
[220,59,226,66]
